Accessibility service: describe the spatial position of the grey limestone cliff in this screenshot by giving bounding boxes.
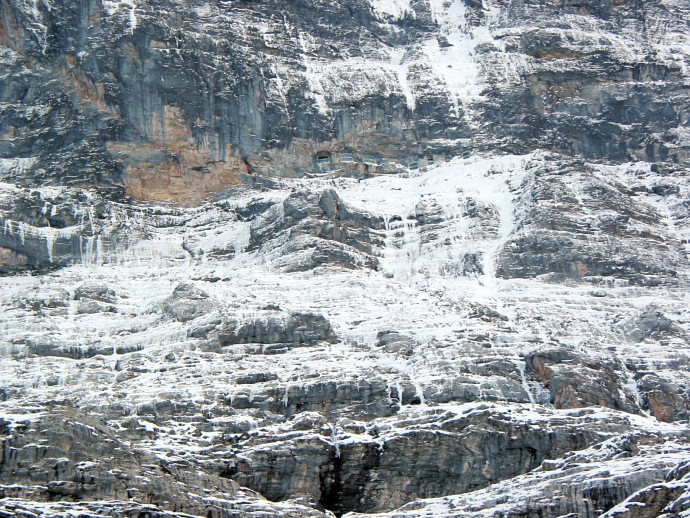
[1,0,690,517]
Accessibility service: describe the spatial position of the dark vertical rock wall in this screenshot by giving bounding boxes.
[1,0,689,203]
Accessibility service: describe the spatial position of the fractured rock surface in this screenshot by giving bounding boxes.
[1,154,688,517]
[1,0,690,517]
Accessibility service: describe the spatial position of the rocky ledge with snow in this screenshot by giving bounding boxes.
[1,0,690,517]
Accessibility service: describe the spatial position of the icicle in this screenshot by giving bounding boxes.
[409,375,426,406]
[396,381,404,408]
[84,236,94,265]
[328,423,341,458]
[514,359,536,406]
[45,232,55,263]
[95,236,103,266]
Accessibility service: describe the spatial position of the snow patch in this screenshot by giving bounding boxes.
[370,0,411,20]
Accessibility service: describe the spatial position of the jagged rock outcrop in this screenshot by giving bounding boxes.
[245,190,384,272]
[496,159,687,285]
[218,312,337,350]
[161,282,214,323]
[623,306,685,343]
[229,405,634,515]
[1,0,690,517]
[636,374,690,423]
[600,460,690,518]
[525,349,639,413]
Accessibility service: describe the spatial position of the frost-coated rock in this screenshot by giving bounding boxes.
[1,0,690,517]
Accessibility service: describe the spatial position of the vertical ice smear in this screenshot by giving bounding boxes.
[18,221,26,245]
[83,236,100,266]
[129,2,138,34]
[476,169,520,297]
[298,32,329,115]
[340,155,526,305]
[624,369,650,417]
[421,0,498,114]
[270,64,292,118]
[328,422,341,458]
[385,215,422,281]
[45,232,55,263]
[514,359,536,406]
[389,48,416,111]
[2,220,10,242]
[410,375,426,406]
[290,0,496,118]
[371,0,491,115]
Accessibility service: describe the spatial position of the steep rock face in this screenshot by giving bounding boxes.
[496,158,687,285]
[1,0,690,517]
[600,460,690,518]
[0,411,337,516]
[348,432,690,518]
[0,410,328,517]
[0,413,236,509]
[217,311,337,350]
[230,406,622,515]
[2,0,690,202]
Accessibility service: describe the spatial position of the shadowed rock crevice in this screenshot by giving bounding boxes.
[225,407,634,515]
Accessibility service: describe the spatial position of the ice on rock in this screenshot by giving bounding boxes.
[1,0,690,516]
[1,151,688,514]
